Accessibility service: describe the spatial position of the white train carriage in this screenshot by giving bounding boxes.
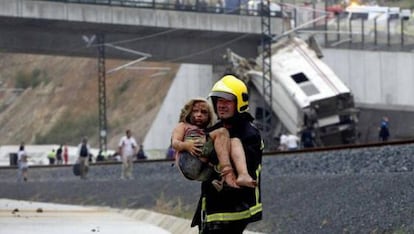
[225,36,359,146]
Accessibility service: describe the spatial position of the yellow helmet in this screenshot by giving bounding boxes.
[209,74,249,113]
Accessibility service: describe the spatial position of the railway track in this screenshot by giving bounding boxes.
[1,138,414,170]
[263,138,414,155]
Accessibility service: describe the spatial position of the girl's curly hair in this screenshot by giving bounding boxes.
[178,98,215,128]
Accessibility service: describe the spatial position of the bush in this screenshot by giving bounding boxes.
[14,69,50,89]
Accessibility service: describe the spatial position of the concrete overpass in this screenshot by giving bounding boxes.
[0,0,285,64]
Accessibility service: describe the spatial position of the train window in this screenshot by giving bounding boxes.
[291,73,308,84]
[291,72,320,96]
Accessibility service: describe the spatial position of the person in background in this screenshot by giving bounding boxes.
[286,133,300,151]
[63,144,69,164]
[17,143,29,182]
[166,144,175,160]
[77,137,90,180]
[378,116,390,142]
[136,144,147,160]
[56,145,63,165]
[278,133,288,151]
[96,150,105,162]
[88,152,94,164]
[47,149,56,165]
[118,129,138,180]
[301,126,315,148]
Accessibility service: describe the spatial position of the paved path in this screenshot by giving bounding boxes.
[0,199,170,234]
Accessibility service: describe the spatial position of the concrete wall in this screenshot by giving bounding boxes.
[323,49,414,109]
[142,64,214,158]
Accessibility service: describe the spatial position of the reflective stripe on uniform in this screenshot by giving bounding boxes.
[204,164,263,223]
[206,203,263,222]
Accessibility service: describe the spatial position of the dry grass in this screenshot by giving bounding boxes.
[0,53,178,149]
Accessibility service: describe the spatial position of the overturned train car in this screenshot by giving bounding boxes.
[225,36,359,147]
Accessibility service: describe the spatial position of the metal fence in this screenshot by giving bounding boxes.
[288,1,414,51]
[321,11,414,51]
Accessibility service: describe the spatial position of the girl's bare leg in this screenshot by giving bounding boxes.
[209,128,238,188]
[230,138,257,188]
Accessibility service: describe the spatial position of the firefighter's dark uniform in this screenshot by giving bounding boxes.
[191,112,263,234]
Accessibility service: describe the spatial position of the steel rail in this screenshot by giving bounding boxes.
[1,139,414,170]
[263,138,414,156]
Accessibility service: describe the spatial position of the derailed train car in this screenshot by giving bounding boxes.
[225,36,359,146]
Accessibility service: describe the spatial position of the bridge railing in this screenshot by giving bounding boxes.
[321,12,414,51]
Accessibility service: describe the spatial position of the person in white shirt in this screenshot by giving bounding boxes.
[118,129,138,179]
[286,134,300,151]
[278,133,288,151]
[17,144,29,182]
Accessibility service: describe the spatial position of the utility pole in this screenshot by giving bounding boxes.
[97,34,107,152]
[89,35,152,152]
[260,0,274,151]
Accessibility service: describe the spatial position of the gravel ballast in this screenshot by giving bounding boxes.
[1,143,414,233]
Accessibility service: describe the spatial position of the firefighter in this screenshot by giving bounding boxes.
[191,74,263,234]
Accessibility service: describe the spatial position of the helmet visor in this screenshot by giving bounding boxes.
[209,91,236,101]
